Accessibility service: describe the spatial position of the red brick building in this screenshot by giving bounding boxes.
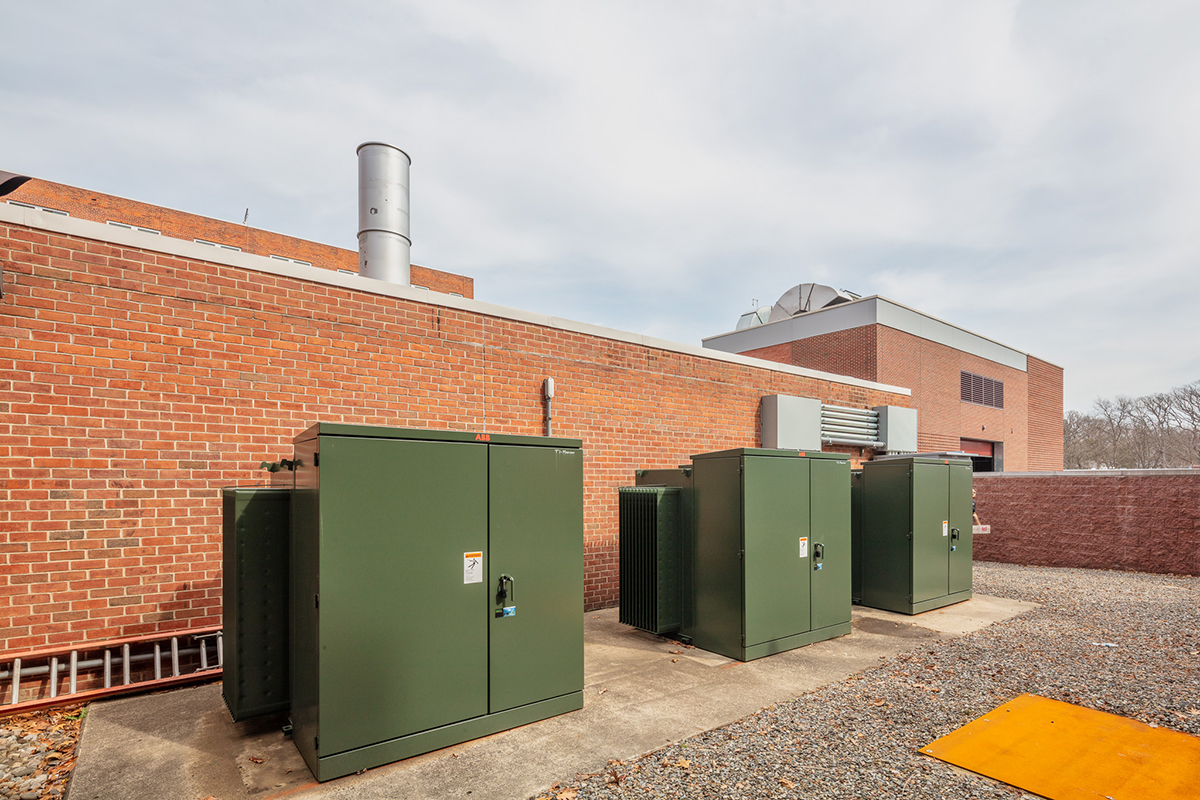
[703,294,1064,472]
[0,177,911,655]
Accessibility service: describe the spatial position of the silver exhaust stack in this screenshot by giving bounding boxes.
[357,142,411,284]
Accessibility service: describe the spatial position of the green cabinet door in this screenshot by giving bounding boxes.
[318,437,489,755]
[488,445,584,713]
[948,464,974,594]
[911,463,950,604]
[742,456,810,647]
[809,458,851,629]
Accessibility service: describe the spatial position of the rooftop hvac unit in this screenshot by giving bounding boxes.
[618,487,683,635]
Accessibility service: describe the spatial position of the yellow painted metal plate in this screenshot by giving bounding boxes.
[922,694,1200,800]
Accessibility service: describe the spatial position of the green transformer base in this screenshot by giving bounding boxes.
[858,454,974,615]
[290,424,585,782]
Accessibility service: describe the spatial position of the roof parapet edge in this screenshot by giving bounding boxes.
[0,203,910,396]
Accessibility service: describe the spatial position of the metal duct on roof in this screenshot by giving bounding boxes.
[0,171,32,198]
[356,142,411,285]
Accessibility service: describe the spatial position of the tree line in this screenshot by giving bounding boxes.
[1064,379,1200,469]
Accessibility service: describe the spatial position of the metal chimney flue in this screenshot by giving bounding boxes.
[356,142,411,285]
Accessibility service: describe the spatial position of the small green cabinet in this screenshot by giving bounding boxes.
[858,454,973,615]
[290,424,583,781]
[688,448,852,661]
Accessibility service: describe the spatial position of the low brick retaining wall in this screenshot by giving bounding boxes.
[973,470,1200,576]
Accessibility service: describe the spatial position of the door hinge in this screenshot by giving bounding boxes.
[314,452,319,467]
[738,465,744,474]
[314,593,319,609]
[314,735,319,750]
[740,634,745,645]
[906,532,912,540]
[738,550,744,560]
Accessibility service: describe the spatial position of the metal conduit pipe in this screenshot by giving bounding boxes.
[823,420,879,432]
[823,404,878,416]
[0,646,210,680]
[822,437,887,448]
[822,409,879,421]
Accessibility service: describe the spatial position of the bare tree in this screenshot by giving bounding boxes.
[1063,379,1200,469]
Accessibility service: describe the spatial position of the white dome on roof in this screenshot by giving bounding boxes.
[766,283,854,323]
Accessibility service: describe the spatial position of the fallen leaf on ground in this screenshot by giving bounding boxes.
[669,650,683,654]
[671,658,678,663]
[780,778,795,788]
[556,789,578,800]
[248,755,265,764]
[676,758,691,768]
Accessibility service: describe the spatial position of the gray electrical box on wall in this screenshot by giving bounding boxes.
[875,406,918,453]
[761,395,822,450]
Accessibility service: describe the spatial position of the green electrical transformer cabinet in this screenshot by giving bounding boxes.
[290,424,584,781]
[858,454,973,615]
[688,448,852,661]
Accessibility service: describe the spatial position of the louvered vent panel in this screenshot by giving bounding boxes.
[618,487,682,635]
[960,371,1004,409]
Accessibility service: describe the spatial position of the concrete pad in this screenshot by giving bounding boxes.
[69,594,1034,800]
[855,594,1040,636]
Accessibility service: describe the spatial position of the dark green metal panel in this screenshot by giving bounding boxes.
[618,487,682,634]
[317,436,489,756]
[691,456,744,659]
[948,464,974,594]
[911,463,949,604]
[859,460,913,613]
[809,458,851,629]
[222,487,290,722]
[850,470,863,603]
[742,456,810,647]
[488,444,584,714]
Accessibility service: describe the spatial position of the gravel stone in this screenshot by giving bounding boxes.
[0,704,85,800]
[533,562,1199,799]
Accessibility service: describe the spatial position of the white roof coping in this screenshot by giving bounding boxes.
[1,202,911,397]
[703,294,1062,372]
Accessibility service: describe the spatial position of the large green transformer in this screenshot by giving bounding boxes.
[290,424,584,781]
[858,454,973,614]
[221,487,291,722]
[684,448,852,661]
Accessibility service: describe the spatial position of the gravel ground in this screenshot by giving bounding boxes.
[0,705,84,800]
[533,562,1200,800]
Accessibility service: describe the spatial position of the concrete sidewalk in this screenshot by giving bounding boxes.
[67,596,1036,800]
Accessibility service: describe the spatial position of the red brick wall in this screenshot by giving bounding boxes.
[875,325,1029,469]
[1027,356,1064,470]
[974,472,1200,576]
[0,219,908,653]
[739,342,792,367]
[6,180,473,298]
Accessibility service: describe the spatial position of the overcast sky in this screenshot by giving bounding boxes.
[4,2,1199,411]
